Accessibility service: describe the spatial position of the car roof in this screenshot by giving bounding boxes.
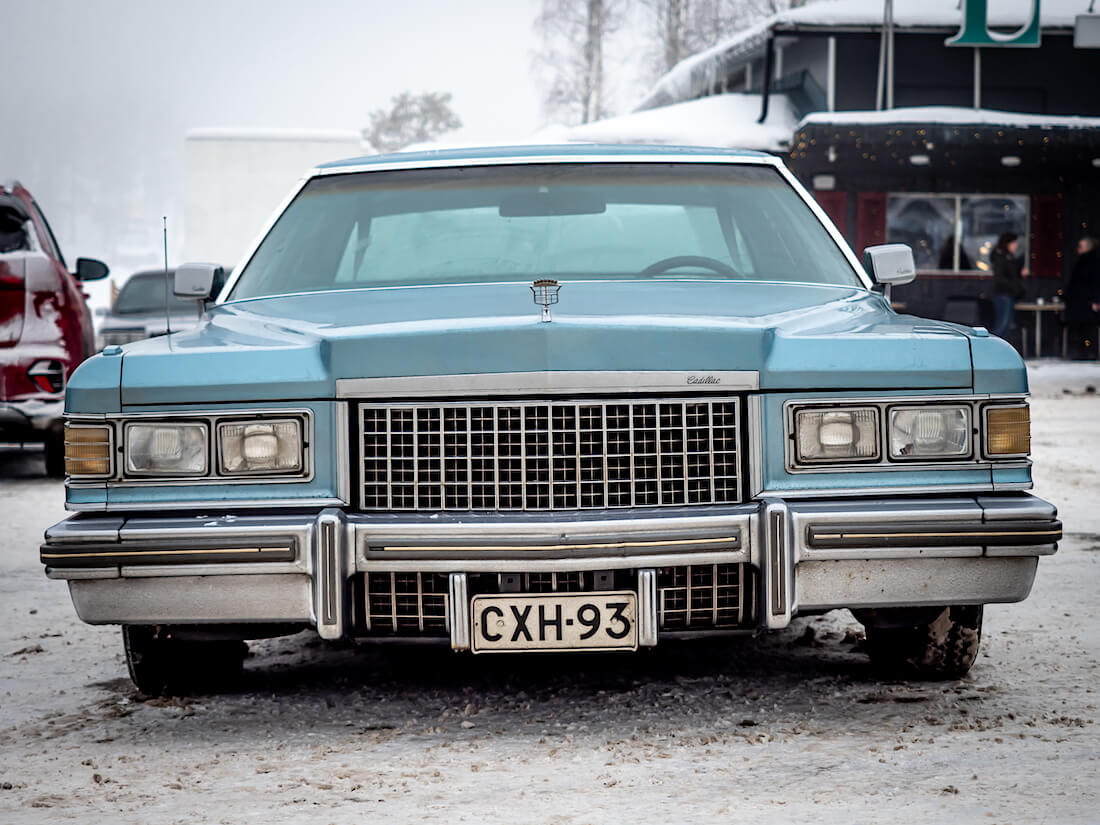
[315,143,773,173]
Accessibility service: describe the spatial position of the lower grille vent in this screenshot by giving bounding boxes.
[352,564,753,637]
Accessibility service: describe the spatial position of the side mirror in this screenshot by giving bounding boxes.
[94,306,108,318]
[862,244,916,285]
[75,258,109,281]
[174,262,224,300]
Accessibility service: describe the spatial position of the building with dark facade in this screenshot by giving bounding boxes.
[571,0,1100,352]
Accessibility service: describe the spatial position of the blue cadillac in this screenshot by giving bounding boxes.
[42,145,1060,693]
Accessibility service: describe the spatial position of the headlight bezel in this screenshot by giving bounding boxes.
[123,420,210,477]
[785,397,1029,472]
[64,409,313,483]
[887,404,973,461]
[793,406,882,465]
[216,417,305,477]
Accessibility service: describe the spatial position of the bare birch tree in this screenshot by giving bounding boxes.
[638,0,809,83]
[533,0,626,124]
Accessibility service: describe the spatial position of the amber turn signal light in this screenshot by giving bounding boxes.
[64,424,112,477]
[985,406,1030,456]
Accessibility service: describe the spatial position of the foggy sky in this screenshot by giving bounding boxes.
[1,0,543,305]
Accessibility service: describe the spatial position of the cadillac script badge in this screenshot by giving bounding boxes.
[531,279,561,323]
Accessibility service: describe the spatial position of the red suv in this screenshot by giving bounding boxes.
[1,181,107,475]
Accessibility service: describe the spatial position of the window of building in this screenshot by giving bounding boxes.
[886,194,1029,273]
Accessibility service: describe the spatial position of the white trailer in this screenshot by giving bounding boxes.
[183,128,364,270]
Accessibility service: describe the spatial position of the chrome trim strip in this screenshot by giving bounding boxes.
[761,500,791,628]
[747,394,764,498]
[637,568,658,646]
[337,371,759,398]
[66,497,346,512]
[756,481,1012,501]
[448,572,470,651]
[310,152,782,177]
[315,511,344,639]
[335,401,350,504]
[358,552,746,574]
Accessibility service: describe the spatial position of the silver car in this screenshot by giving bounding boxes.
[96,269,203,349]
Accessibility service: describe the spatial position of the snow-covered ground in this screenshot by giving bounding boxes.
[1,362,1096,824]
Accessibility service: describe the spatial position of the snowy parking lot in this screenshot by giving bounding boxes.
[1,362,1097,825]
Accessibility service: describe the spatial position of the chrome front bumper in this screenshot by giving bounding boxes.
[42,494,1060,648]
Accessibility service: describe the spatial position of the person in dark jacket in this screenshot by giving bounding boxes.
[1064,236,1100,359]
[990,232,1027,340]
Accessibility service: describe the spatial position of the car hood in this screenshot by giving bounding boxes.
[88,280,989,407]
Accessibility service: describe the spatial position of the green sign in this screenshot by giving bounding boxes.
[946,0,1042,47]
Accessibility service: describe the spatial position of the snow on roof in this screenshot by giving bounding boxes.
[185,128,363,143]
[800,105,1100,129]
[562,92,799,153]
[638,0,1091,111]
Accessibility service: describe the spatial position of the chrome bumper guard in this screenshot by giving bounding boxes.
[42,495,1060,646]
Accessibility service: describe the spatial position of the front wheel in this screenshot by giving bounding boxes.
[122,626,247,695]
[860,605,984,680]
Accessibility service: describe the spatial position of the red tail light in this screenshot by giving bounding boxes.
[27,359,65,393]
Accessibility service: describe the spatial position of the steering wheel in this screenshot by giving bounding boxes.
[639,255,739,277]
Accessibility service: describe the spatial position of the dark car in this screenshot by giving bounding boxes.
[0,181,107,475]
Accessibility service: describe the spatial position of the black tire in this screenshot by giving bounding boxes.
[43,428,65,478]
[862,605,983,680]
[122,625,247,696]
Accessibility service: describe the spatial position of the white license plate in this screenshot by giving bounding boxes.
[470,592,638,653]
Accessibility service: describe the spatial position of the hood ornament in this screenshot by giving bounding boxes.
[530,279,561,323]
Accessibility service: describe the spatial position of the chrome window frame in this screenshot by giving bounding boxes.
[65,409,315,486]
[784,395,1030,474]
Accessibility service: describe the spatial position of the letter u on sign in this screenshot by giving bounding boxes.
[946,0,1042,47]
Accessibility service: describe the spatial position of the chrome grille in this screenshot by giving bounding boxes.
[657,563,747,629]
[363,572,449,634]
[358,397,740,511]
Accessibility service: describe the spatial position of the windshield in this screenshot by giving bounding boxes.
[114,272,194,315]
[228,163,862,301]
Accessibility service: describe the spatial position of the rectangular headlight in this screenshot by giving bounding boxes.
[985,405,1030,457]
[64,424,112,477]
[125,422,208,476]
[217,418,303,475]
[888,405,971,459]
[794,407,880,464]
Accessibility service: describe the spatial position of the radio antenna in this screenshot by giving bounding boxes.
[162,216,171,335]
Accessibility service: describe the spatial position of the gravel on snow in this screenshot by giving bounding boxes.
[1,360,1097,824]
